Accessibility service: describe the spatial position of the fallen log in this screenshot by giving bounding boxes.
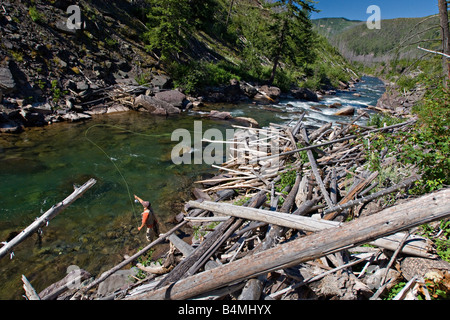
[126,188,450,300]
[250,120,416,164]
[0,178,97,260]
[79,208,205,295]
[300,126,333,208]
[22,275,40,300]
[323,174,420,218]
[154,191,266,289]
[187,199,435,258]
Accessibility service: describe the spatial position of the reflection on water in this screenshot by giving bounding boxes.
[0,76,385,299]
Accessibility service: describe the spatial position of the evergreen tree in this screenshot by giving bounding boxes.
[143,0,191,61]
[264,0,317,84]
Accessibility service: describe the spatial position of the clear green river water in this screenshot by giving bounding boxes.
[0,76,385,299]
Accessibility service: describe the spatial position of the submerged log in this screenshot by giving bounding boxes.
[126,188,450,300]
[0,178,97,260]
[22,275,40,300]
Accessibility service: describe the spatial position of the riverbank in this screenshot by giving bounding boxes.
[0,76,357,134]
[41,109,450,301]
[0,76,385,299]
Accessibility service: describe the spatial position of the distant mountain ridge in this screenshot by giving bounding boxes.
[312,17,363,37]
[313,15,441,65]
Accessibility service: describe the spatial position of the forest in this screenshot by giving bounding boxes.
[137,0,355,92]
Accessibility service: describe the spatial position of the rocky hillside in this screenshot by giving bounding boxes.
[0,0,166,132]
[314,15,441,65]
[0,0,358,133]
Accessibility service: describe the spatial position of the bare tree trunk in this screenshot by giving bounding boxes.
[226,0,235,27]
[439,0,450,86]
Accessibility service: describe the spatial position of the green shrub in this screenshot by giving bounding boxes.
[169,60,241,94]
[29,6,42,23]
[363,78,450,195]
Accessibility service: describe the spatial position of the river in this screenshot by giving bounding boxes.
[0,76,385,299]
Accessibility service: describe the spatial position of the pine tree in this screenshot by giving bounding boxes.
[264,0,317,85]
[144,0,191,61]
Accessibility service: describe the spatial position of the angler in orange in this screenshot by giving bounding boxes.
[134,194,160,241]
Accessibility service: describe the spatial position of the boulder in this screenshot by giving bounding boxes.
[96,268,139,298]
[329,102,342,108]
[400,257,450,282]
[240,82,258,98]
[151,74,172,89]
[224,79,242,97]
[233,117,259,127]
[133,94,181,115]
[106,104,129,114]
[54,20,77,35]
[208,110,232,120]
[260,85,281,100]
[19,109,47,126]
[0,120,23,133]
[76,81,90,92]
[30,103,53,115]
[334,106,355,116]
[62,112,91,122]
[154,90,186,108]
[0,66,16,93]
[291,88,319,102]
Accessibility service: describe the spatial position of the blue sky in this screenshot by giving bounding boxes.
[310,0,439,21]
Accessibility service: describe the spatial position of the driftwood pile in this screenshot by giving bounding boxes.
[23,113,450,301]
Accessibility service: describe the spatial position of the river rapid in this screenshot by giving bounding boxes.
[0,76,385,299]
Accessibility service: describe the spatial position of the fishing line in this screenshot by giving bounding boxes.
[84,124,165,227]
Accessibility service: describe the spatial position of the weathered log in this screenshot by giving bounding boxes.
[80,208,204,295]
[300,126,334,208]
[22,275,41,300]
[126,188,450,300]
[250,120,416,163]
[155,191,266,289]
[323,174,420,218]
[0,178,97,260]
[186,200,436,257]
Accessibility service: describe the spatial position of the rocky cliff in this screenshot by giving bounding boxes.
[0,0,167,132]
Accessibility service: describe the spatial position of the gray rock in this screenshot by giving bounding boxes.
[106,104,129,114]
[154,90,186,108]
[76,81,89,91]
[291,87,319,102]
[208,110,232,120]
[31,102,53,115]
[334,106,355,116]
[151,75,171,89]
[54,20,77,35]
[133,94,180,115]
[62,112,91,122]
[240,82,258,98]
[400,257,450,281]
[0,66,16,93]
[224,79,242,97]
[260,85,281,99]
[0,120,23,133]
[97,268,139,298]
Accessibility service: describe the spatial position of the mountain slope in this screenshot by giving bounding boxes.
[312,17,363,38]
[314,15,441,65]
[0,0,358,128]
